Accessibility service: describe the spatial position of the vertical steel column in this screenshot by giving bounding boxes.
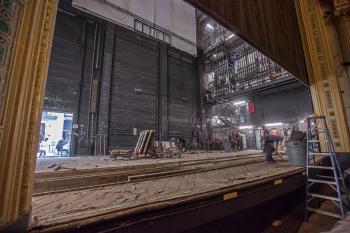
[158,43,169,141]
[97,22,115,153]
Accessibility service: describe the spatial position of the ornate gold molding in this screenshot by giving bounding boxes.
[295,0,350,151]
[333,0,350,10]
[0,0,23,120]
[333,0,350,64]
[0,0,58,227]
[21,0,58,215]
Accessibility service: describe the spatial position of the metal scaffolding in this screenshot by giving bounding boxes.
[198,15,303,148]
[200,17,295,105]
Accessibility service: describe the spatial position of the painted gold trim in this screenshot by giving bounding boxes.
[294,0,350,151]
[223,192,238,200]
[333,0,350,64]
[0,0,58,227]
[274,179,283,185]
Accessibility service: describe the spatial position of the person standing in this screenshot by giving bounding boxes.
[177,138,187,150]
[39,138,49,158]
[56,138,65,156]
[196,125,203,150]
[263,134,275,163]
[260,126,269,150]
[263,129,283,162]
[233,131,241,151]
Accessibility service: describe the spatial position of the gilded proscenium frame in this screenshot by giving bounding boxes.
[332,0,350,64]
[294,0,350,152]
[0,0,349,229]
[0,0,58,228]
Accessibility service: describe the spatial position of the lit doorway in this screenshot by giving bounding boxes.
[37,111,73,158]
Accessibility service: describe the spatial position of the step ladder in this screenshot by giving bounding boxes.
[305,115,348,220]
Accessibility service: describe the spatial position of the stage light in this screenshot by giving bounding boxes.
[225,34,234,40]
[233,100,247,106]
[206,23,214,30]
[265,122,283,127]
[239,125,253,129]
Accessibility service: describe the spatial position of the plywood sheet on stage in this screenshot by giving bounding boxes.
[35,150,263,173]
[31,159,303,229]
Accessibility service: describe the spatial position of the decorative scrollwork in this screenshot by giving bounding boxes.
[0,0,22,118]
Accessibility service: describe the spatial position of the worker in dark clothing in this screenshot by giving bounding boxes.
[189,125,203,150]
[233,131,241,151]
[56,138,65,155]
[263,130,284,162]
[177,138,187,150]
[263,135,276,162]
[228,131,233,149]
[260,126,269,145]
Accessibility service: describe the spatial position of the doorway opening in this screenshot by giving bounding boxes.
[37,111,73,158]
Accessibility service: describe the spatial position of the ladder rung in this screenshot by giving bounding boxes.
[308,129,326,132]
[305,116,344,219]
[308,193,340,201]
[308,140,329,143]
[307,207,343,219]
[308,165,334,170]
[307,116,326,119]
[308,152,332,156]
[308,179,337,185]
[316,175,343,180]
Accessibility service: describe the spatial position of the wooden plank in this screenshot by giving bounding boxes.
[128,168,196,182]
[177,173,197,193]
[30,162,303,229]
[33,152,265,195]
[143,130,155,155]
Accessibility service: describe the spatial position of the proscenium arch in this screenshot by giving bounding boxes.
[1,0,349,231]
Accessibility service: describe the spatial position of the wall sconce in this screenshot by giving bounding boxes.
[134,88,143,94]
[181,97,189,103]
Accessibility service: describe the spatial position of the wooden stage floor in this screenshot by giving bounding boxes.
[35,150,263,173]
[30,151,304,232]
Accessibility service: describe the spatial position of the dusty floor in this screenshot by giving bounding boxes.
[35,150,264,173]
[321,212,350,233]
[31,157,301,229]
[258,203,347,233]
[299,201,349,233]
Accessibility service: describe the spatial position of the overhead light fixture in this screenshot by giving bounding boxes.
[213,54,217,58]
[299,120,305,124]
[239,125,253,129]
[233,100,247,106]
[213,116,219,119]
[265,122,283,127]
[225,34,234,41]
[206,23,214,30]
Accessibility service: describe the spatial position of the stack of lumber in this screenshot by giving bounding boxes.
[152,141,182,158]
[135,130,156,154]
[109,149,131,160]
[133,130,156,158]
[109,130,155,159]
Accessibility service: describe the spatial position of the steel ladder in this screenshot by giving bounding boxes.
[305,115,348,220]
